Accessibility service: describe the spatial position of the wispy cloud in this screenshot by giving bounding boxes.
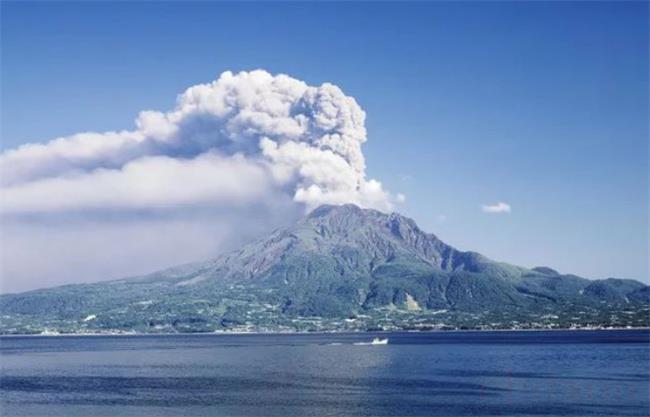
[481,202,511,214]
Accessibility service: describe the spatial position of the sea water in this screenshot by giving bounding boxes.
[1,330,648,416]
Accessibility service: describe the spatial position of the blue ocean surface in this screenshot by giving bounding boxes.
[0,330,648,417]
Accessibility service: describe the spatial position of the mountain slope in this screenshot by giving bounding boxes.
[1,204,648,334]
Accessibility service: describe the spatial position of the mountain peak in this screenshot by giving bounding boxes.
[305,204,428,243]
[307,203,366,219]
[308,204,415,226]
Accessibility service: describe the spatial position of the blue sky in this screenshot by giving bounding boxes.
[1,1,648,288]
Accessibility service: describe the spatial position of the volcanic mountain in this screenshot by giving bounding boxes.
[1,204,647,334]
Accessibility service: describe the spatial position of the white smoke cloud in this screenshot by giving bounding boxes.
[481,202,512,214]
[1,70,395,212]
[0,70,400,292]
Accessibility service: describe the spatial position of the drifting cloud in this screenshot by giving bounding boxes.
[481,202,512,214]
[0,70,400,292]
[1,70,397,213]
[2,153,274,213]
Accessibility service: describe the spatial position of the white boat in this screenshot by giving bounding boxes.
[354,337,388,346]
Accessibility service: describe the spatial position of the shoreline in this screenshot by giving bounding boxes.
[2,326,649,338]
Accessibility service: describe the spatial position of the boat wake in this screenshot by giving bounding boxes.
[354,337,388,346]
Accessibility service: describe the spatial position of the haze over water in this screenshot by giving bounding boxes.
[1,330,648,417]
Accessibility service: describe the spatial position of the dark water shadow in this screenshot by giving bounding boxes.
[434,369,650,382]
